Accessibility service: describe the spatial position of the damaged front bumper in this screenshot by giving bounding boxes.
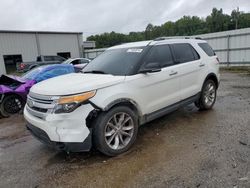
[24,103,95,152]
[26,123,92,152]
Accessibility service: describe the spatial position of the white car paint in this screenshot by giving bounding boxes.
[30,73,125,96]
[24,38,220,147]
[24,104,94,142]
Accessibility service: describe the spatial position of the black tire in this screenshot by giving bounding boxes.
[93,106,138,156]
[0,95,24,117]
[195,79,217,110]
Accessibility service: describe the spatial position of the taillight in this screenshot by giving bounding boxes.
[216,57,220,64]
[20,63,25,69]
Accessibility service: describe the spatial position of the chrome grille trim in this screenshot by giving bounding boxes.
[27,96,53,104]
[27,96,55,109]
[27,93,59,117]
[29,91,58,101]
[26,105,47,119]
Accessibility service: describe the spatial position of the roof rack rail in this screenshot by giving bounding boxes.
[154,36,203,41]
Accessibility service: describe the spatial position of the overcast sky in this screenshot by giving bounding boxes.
[0,0,249,38]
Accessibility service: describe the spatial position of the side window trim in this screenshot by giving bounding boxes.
[198,43,216,57]
[190,46,200,60]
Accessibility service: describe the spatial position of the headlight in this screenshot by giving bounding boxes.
[54,90,96,114]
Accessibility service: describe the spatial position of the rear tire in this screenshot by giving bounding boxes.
[0,95,24,117]
[195,79,217,110]
[93,106,138,156]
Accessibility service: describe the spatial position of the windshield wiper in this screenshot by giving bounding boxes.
[82,70,107,74]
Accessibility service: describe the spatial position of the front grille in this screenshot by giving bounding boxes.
[30,106,48,113]
[26,92,58,118]
[29,91,55,101]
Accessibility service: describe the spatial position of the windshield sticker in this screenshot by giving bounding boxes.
[127,49,143,53]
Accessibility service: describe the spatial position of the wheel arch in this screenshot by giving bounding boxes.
[203,73,219,89]
[86,98,143,129]
[1,92,25,102]
[103,98,142,116]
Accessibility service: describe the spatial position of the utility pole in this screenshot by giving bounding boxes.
[235,6,239,29]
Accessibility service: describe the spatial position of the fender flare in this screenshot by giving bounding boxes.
[103,98,142,116]
[203,73,219,89]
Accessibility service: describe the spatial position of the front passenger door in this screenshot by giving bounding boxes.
[126,44,182,114]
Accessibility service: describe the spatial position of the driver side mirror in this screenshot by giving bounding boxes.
[139,62,161,73]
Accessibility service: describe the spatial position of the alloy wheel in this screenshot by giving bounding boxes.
[204,83,216,107]
[104,112,134,150]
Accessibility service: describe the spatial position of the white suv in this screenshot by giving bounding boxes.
[24,38,220,156]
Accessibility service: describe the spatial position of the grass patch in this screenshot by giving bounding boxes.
[220,66,250,74]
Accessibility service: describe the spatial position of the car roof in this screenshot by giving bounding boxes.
[39,64,73,70]
[108,40,152,50]
[107,38,206,50]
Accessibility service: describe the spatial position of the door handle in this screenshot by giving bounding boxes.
[169,71,178,76]
[199,63,205,67]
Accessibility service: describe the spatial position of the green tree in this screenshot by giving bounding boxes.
[87,8,250,48]
[238,13,250,29]
[145,23,154,40]
[206,8,231,32]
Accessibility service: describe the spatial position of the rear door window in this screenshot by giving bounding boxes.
[171,43,200,63]
[144,44,174,68]
[198,43,216,56]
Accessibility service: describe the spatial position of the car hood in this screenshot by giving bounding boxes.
[30,73,125,96]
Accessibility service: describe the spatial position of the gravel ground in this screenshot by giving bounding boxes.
[0,71,249,188]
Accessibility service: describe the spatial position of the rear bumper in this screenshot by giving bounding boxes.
[27,123,92,152]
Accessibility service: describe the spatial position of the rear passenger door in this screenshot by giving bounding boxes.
[170,43,202,100]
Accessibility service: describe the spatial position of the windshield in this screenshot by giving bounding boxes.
[83,47,145,75]
[21,66,44,80]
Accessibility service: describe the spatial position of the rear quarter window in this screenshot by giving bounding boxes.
[170,43,200,63]
[198,43,216,57]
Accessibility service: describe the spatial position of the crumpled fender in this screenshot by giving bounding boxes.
[0,74,36,101]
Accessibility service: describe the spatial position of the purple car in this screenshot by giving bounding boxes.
[0,64,75,117]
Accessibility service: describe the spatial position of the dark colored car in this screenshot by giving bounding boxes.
[16,55,66,72]
[0,64,75,117]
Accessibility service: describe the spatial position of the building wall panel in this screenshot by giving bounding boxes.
[38,34,80,58]
[198,28,250,64]
[0,31,83,74]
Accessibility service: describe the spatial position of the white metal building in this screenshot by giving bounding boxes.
[197,28,250,65]
[0,30,83,74]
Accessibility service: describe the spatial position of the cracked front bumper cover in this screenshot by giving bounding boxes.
[27,123,92,152]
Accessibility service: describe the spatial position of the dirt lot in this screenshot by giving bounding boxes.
[0,71,250,188]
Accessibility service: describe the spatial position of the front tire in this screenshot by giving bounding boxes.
[195,79,217,110]
[93,106,138,156]
[0,95,24,117]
